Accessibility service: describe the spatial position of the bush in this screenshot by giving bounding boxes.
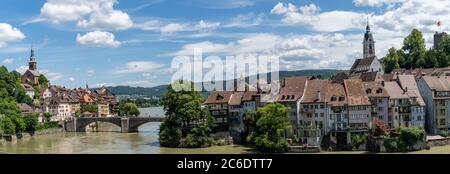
[158,121,182,148]
[180,125,214,148]
[351,134,368,150]
[398,127,425,151]
[24,114,39,132]
[383,138,398,152]
[439,130,448,137]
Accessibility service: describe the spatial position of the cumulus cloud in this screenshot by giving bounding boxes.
[270,2,365,32]
[15,65,28,74]
[76,31,121,48]
[137,20,220,34]
[38,0,133,30]
[114,61,165,74]
[40,69,64,82]
[2,58,14,65]
[353,0,404,7]
[121,80,155,87]
[224,13,265,28]
[0,23,25,48]
[171,33,359,71]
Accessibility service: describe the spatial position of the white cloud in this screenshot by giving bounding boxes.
[38,0,133,30]
[41,69,64,82]
[171,32,366,71]
[0,23,25,48]
[270,3,366,32]
[138,20,221,34]
[114,61,165,74]
[69,77,76,82]
[15,65,28,74]
[196,20,220,31]
[76,31,121,48]
[87,69,95,76]
[353,0,404,7]
[160,23,189,34]
[2,58,14,65]
[225,13,265,28]
[121,80,155,87]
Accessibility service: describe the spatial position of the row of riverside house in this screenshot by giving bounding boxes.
[203,20,449,147]
[17,48,118,124]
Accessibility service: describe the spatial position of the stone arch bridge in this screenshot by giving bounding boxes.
[64,117,165,133]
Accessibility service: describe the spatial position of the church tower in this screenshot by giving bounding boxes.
[28,48,37,70]
[363,19,375,59]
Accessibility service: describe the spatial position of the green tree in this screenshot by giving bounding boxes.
[247,103,291,153]
[0,98,26,134]
[81,104,98,113]
[24,113,39,132]
[160,80,204,131]
[119,102,140,117]
[38,75,49,88]
[383,47,401,73]
[351,134,368,150]
[43,112,52,122]
[0,116,16,135]
[398,127,425,151]
[402,29,426,69]
[424,48,439,68]
[158,80,215,148]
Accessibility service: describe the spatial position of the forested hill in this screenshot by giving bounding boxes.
[105,69,341,98]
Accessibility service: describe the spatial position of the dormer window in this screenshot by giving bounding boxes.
[291,95,295,100]
[331,96,337,101]
[216,95,224,101]
[281,95,286,100]
[366,89,372,94]
[339,96,345,101]
[376,88,383,94]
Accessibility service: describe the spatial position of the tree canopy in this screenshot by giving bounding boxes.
[383,29,450,73]
[246,103,292,153]
[158,80,215,148]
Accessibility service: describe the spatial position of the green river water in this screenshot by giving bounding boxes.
[0,122,252,154]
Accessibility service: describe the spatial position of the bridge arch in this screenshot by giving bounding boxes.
[73,117,123,132]
[65,117,165,133]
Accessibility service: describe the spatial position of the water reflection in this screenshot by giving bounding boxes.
[0,122,250,154]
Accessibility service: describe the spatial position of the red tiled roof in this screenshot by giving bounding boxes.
[344,79,370,106]
[277,76,307,103]
[302,79,328,103]
[204,91,233,104]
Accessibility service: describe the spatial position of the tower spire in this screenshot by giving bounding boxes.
[30,46,35,62]
[28,47,37,70]
[366,16,371,32]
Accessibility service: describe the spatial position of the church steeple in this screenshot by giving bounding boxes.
[363,17,375,59]
[29,47,37,70]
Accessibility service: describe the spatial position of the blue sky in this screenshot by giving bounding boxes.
[0,0,448,88]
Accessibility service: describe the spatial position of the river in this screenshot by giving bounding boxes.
[0,107,251,154]
[1,107,448,154]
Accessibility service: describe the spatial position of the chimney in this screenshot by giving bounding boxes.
[317,91,321,101]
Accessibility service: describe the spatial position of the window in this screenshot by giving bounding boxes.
[314,105,318,109]
[320,113,324,117]
[378,99,383,104]
[331,96,337,101]
[378,107,383,111]
[440,119,446,126]
[320,105,324,109]
[378,115,383,120]
[315,113,318,118]
[376,89,383,94]
[339,96,345,101]
[440,109,446,116]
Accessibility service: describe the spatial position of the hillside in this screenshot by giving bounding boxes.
[106,69,341,98]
